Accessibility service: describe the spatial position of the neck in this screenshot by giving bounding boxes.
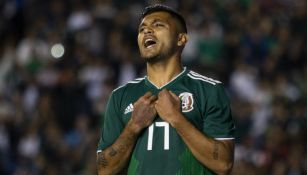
[146,55,183,88]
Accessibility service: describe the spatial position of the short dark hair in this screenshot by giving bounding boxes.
[140,4,187,33]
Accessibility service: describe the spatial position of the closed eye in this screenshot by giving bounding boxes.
[139,27,145,33]
[154,22,165,27]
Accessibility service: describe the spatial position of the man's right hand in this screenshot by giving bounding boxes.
[97,92,157,175]
[129,92,157,134]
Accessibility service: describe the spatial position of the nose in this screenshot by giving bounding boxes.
[143,27,153,34]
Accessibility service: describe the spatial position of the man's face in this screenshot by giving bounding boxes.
[138,11,179,62]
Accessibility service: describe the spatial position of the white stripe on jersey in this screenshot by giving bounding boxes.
[135,77,145,81]
[214,138,235,140]
[128,80,143,84]
[187,74,217,85]
[145,67,187,89]
[128,77,145,83]
[189,71,221,84]
[112,85,125,92]
[113,77,145,92]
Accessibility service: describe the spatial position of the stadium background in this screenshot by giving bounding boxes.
[0,0,306,174]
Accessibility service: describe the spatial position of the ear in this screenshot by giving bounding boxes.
[177,33,188,46]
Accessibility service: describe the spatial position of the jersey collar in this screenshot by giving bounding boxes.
[145,67,187,90]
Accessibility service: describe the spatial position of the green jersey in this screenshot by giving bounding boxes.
[97,68,235,175]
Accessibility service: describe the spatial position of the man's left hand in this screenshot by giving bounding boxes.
[155,89,182,125]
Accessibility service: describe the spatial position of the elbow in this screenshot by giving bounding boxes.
[97,166,124,175]
[97,163,110,175]
[216,140,235,175]
[216,160,233,175]
[97,169,107,175]
[96,152,116,175]
[97,165,117,175]
[97,169,115,175]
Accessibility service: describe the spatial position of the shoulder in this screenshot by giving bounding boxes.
[186,70,222,86]
[185,70,227,100]
[111,77,146,96]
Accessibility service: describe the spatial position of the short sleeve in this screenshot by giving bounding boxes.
[97,92,124,152]
[203,84,235,139]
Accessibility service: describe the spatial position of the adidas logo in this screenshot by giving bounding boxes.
[124,103,134,114]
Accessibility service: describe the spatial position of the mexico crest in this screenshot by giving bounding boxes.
[179,92,194,112]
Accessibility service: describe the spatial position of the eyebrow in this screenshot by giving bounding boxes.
[139,18,167,28]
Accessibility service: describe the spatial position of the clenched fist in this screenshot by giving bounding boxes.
[155,89,182,125]
[129,92,157,133]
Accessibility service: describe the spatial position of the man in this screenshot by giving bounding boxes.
[97,4,235,175]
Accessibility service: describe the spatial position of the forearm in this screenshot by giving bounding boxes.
[172,115,234,175]
[97,121,140,175]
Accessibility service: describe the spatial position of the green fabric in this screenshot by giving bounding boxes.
[128,155,139,175]
[97,68,235,175]
[177,148,205,175]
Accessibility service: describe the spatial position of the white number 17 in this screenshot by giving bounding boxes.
[147,122,170,150]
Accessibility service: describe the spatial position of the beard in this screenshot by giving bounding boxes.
[141,43,177,64]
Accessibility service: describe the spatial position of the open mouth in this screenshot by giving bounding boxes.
[144,38,157,48]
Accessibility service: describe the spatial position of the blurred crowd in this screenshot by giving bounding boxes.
[0,0,306,175]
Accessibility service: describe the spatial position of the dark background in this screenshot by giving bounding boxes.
[0,0,306,174]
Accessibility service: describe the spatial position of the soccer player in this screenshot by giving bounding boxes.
[97,4,235,175]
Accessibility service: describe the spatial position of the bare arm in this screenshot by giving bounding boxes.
[97,121,140,175]
[171,115,234,175]
[97,92,157,175]
[155,89,234,175]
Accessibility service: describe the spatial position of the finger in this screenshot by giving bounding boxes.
[154,102,158,110]
[158,89,168,97]
[161,89,168,94]
[148,95,157,102]
[151,102,157,108]
[143,91,153,99]
[169,91,179,100]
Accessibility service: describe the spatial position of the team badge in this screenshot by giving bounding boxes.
[179,92,194,112]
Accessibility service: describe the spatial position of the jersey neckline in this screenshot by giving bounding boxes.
[145,67,187,90]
